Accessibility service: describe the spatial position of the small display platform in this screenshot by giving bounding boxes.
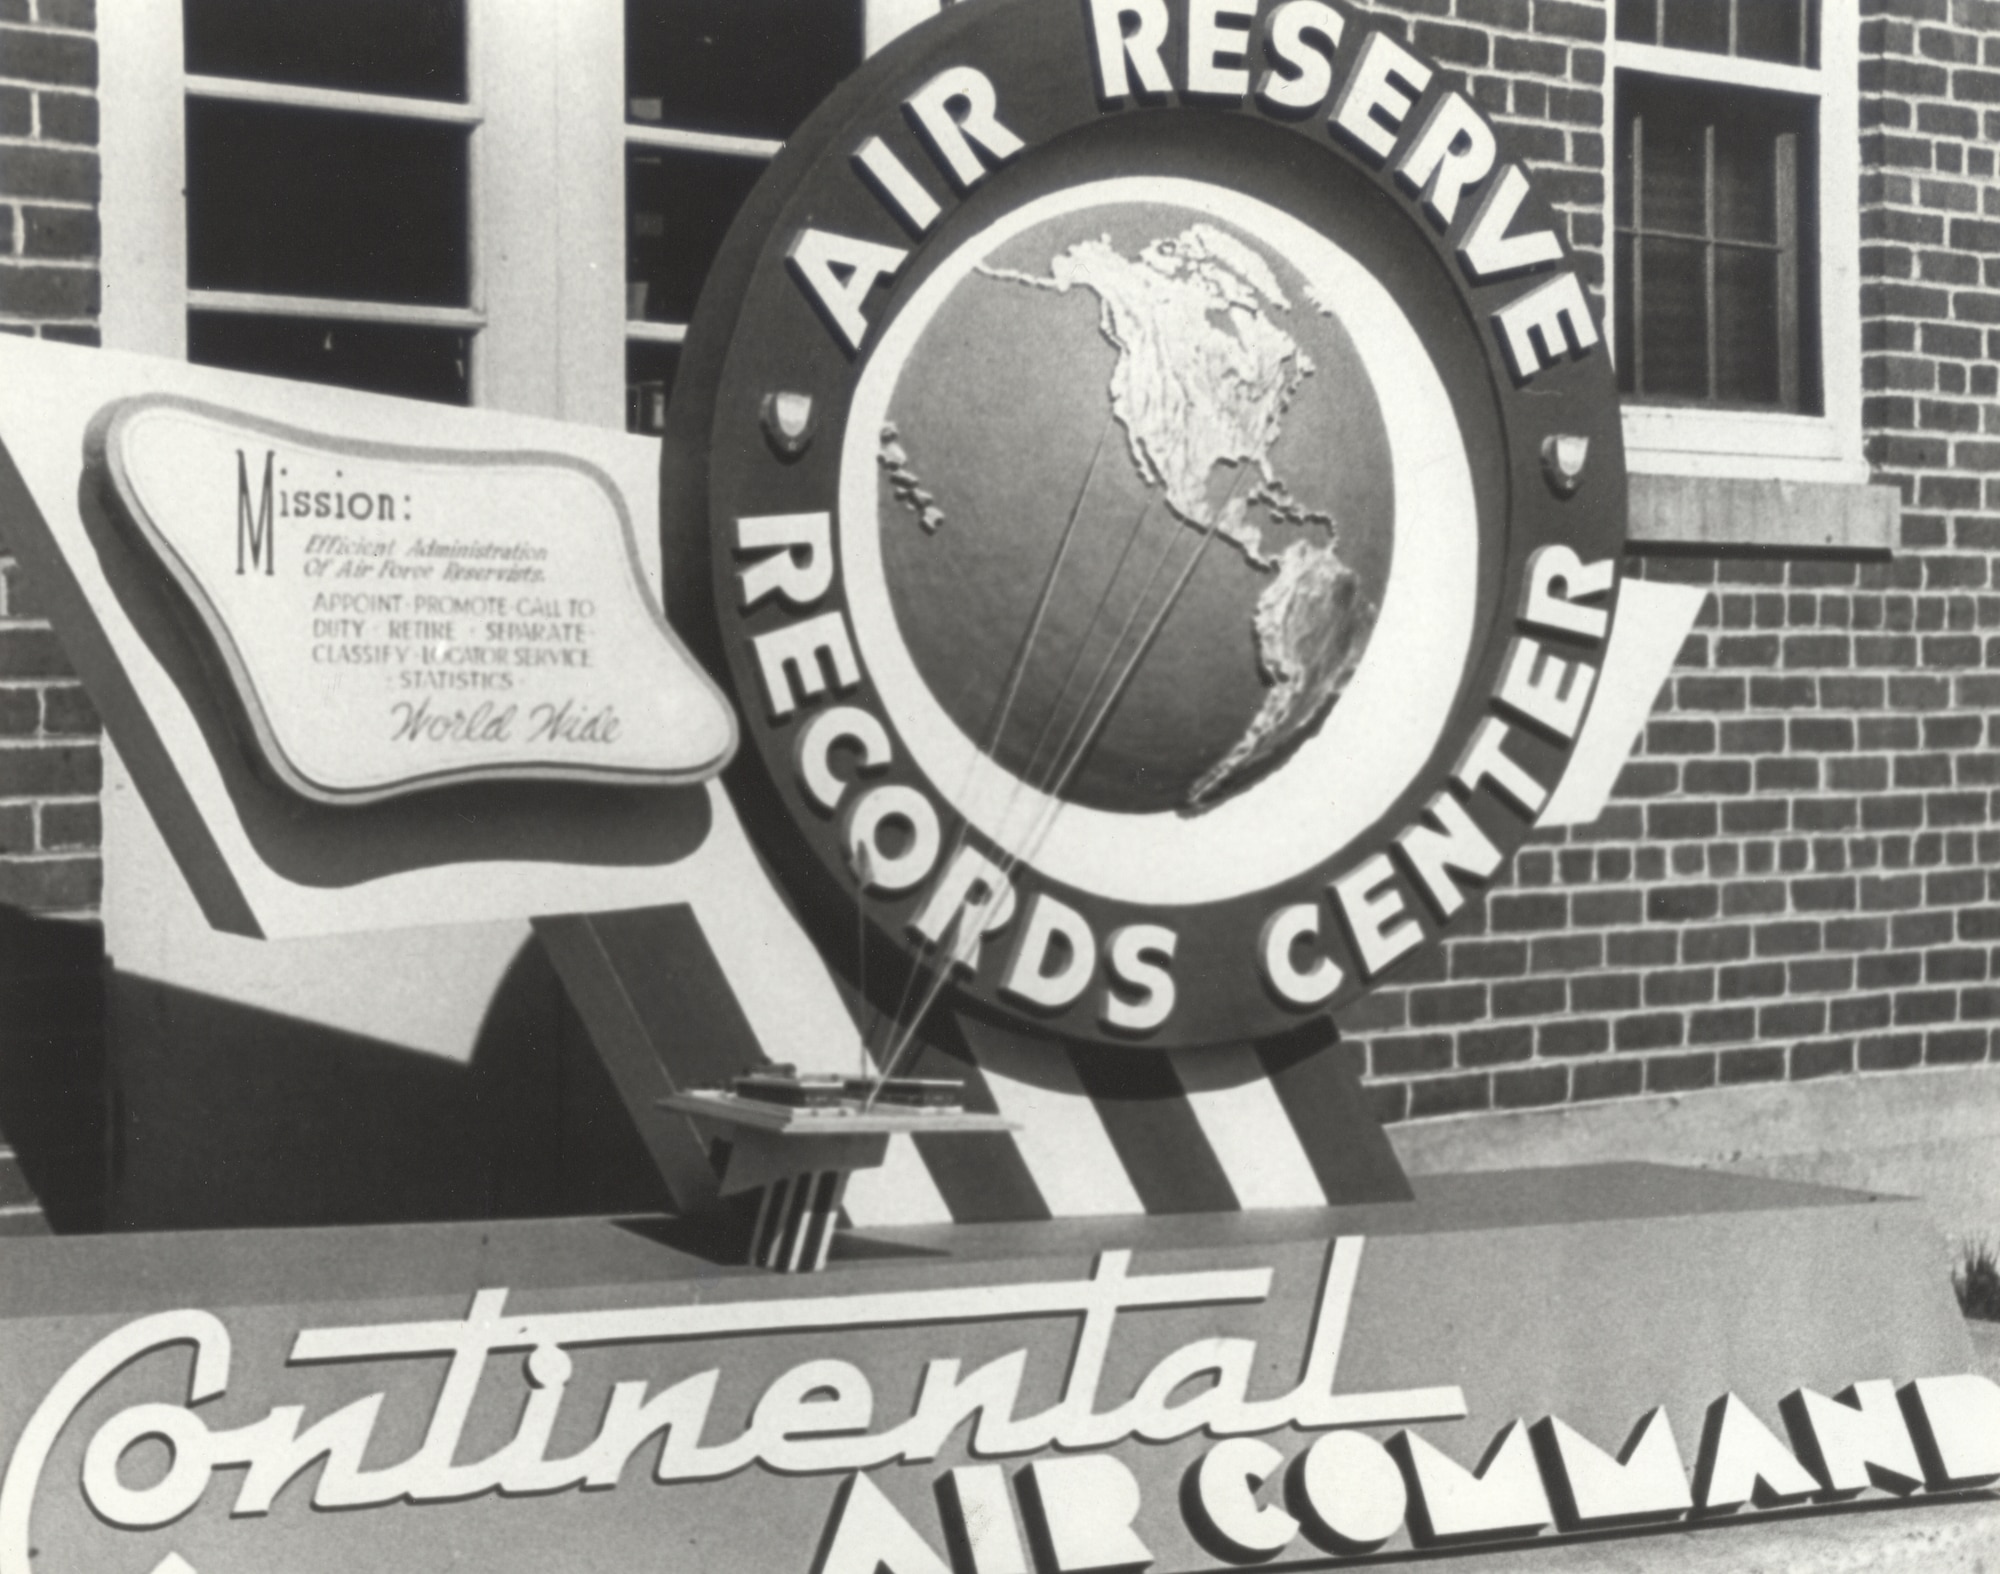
[0,1164,1983,1574]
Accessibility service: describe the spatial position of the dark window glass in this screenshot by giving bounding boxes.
[627,147,767,324]
[625,0,863,141]
[187,99,470,306]
[1616,0,1812,66]
[1614,0,1657,44]
[184,0,467,102]
[627,342,682,434]
[1635,236,1708,399]
[1615,72,1816,412]
[1736,0,1812,66]
[189,314,471,404]
[1714,249,1782,404]
[1661,0,1729,52]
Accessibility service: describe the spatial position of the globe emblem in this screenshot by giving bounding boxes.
[871,198,1397,819]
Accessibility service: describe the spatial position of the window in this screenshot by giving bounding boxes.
[1609,0,1864,487]
[181,0,479,403]
[621,0,865,433]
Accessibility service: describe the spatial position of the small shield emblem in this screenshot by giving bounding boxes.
[762,391,817,461]
[1540,433,1590,498]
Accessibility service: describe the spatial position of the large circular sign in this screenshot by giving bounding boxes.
[665,0,1627,1053]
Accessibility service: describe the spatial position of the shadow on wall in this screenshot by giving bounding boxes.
[105,934,673,1232]
[0,911,108,1234]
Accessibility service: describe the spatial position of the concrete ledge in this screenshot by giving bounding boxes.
[1628,473,1899,554]
[1388,1066,2000,1253]
[1441,1496,2000,1574]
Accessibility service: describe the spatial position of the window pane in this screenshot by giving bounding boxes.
[1635,113,1706,235]
[1735,0,1808,65]
[1636,237,1708,399]
[627,342,682,435]
[1614,0,1658,43]
[187,100,470,306]
[627,147,768,324]
[1661,0,1729,53]
[1713,248,1782,404]
[189,314,471,404]
[184,0,466,102]
[626,0,864,141]
[1714,130,1777,243]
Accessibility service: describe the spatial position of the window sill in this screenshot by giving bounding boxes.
[1623,404,1868,487]
[1626,472,1898,556]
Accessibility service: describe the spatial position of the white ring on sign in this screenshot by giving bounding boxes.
[840,176,1478,906]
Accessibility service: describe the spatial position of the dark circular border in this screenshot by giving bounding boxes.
[667,0,1628,1053]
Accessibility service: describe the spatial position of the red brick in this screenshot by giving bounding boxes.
[1407,1073,1491,1119]
[0,743,95,796]
[0,145,96,203]
[0,25,93,87]
[0,855,97,911]
[0,262,95,317]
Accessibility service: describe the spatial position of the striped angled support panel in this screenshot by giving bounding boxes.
[536,906,1409,1228]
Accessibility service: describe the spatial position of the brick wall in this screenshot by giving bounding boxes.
[0,0,1991,1207]
[0,0,98,917]
[1337,0,2000,1128]
[0,0,100,1233]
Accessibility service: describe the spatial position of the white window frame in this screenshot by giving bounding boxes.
[102,0,933,431]
[100,0,630,429]
[1606,0,1865,487]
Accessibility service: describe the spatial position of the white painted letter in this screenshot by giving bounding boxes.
[1453,717,1548,817]
[1906,1374,2000,1488]
[1330,31,1431,162]
[1187,0,1257,97]
[797,706,893,813]
[1539,1409,1693,1527]
[1395,91,1495,228]
[787,227,909,352]
[1497,637,1596,742]
[905,66,1024,190]
[1395,1421,1551,1543]
[1395,791,1502,919]
[1333,855,1421,979]
[1256,0,1344,112]
[1260,903,1344,1007]
[1103,923,1177,1034]
[912,846,1018,973]
[1694,1393,1818,1512]
[754,611,862,717]
[1785,1381,1923,1496]
[1191,1438,1298,1559]
[819,1473,952,1574]
[1523,544,1614,642]
[1458,165,1562,279]
[738,511,833,609]
[846,784,942,893]
[1002,893,1098,1011]
[853,136,944,234]
[1087,0,1173,100]
[1493,271,1600,380]
[1021,1454,1153,1573]
[1295,1430,1407,1550]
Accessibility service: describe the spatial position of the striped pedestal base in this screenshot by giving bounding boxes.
[747,1168,850,1273]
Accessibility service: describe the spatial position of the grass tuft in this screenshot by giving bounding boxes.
[1955,1238,2000,1323]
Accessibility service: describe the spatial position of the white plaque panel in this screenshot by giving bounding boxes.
[88,395,736,804]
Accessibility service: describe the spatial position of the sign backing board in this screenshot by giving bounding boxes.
[668,0,1631,1060]
[0,1168,1975,1574]
[0,340,731,938]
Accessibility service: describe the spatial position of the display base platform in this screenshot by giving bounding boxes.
[0,1164,1982,1574]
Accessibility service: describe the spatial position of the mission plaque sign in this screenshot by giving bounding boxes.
[676,0,1626,1053]
[88,395,737,805]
